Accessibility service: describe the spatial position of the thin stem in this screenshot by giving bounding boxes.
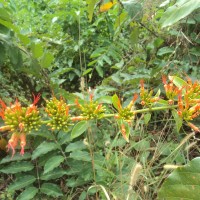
[102,105,178,119]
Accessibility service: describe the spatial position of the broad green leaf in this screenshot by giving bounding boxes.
[86,0,98,22]
[130,28,139,45]
[69,150,91,162]
[157,47,174,56]
[160,0,200,28]
[71,121,88,139]
[158,157,200,199]
[0,161,34,174]
[16,187,38,200]
[40,168,66,181]
[112,94,121,111]
[0,8,11,21]
[169,75,188,88]
[17,33,30,45]
[172,109,183,132]
[96,96,112,104]
[30,42,43,59]
[122,0,143,21]
[132,139,150,151]
[82,68,93,76]
[40,52,54,68]
[8,175,36,192]
[144,113,151,125]
[65,140,86,152]
[43,155,65,174]
[32,142,59,160]
[40,183,63,197]
[114,12,128,30]
[0,153,31,164]
[96,65,103,77]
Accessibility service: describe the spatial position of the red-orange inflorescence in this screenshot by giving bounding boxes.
[0,94,41,157]
[140,79,159,106]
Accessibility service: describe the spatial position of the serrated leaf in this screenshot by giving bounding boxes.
[71,121,88,139]
[158,157,200,199]
[32,142,59,160]
[40,52,54,68]
[0,161,34,174]
[8,175,36,192]
[44,156,65,174]
[0,153,31,164]
[16,187,38,200]
[30,42,43,59]
[65,141,86,152]
[70,150,91,162]
[40,183,63,197]
[40,168,66,181]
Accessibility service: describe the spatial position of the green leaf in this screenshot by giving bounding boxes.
[82,68,93,76]
[122,0,143,21]
[40,183,63,197]
[32,142,59,160]
[130,28,139,45]
[112,94,121,111]
[158,157,200,199]
[16,187,38,200]
[71,121,88,139]
[30,42,43,59]
[40,52,54,68]
[65,140,86,152]
[160,0,200,28]
[172,110,183,132]
[44,155,65,174]
[95,65,103,77]
[0,8,11,21]
[40,168,66,181]
[169,75,188,88]
[86,0,98,22]
[8,175,36,192]
[157,47,174,56]
[69,150,91,162]
[0,153,31,164]
[144,113,151,125]
[0,161,34,174]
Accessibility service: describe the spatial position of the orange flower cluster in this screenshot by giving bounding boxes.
[0,94,41,157]
[73,90,105,120]
[45,97,71,131]
[177,79,200,122]
[140,80,159,106]
[162,75,180,105]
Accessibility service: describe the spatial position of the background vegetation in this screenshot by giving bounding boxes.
[0,0,200,199]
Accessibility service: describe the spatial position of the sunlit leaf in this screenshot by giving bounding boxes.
[158,157,200,199]
[71,121,88,139]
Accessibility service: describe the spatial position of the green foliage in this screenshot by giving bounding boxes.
[0,0,200,199]
[160,0,200,27]
[158,157,200,199]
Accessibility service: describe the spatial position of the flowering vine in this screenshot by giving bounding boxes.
[1,76,200,157]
